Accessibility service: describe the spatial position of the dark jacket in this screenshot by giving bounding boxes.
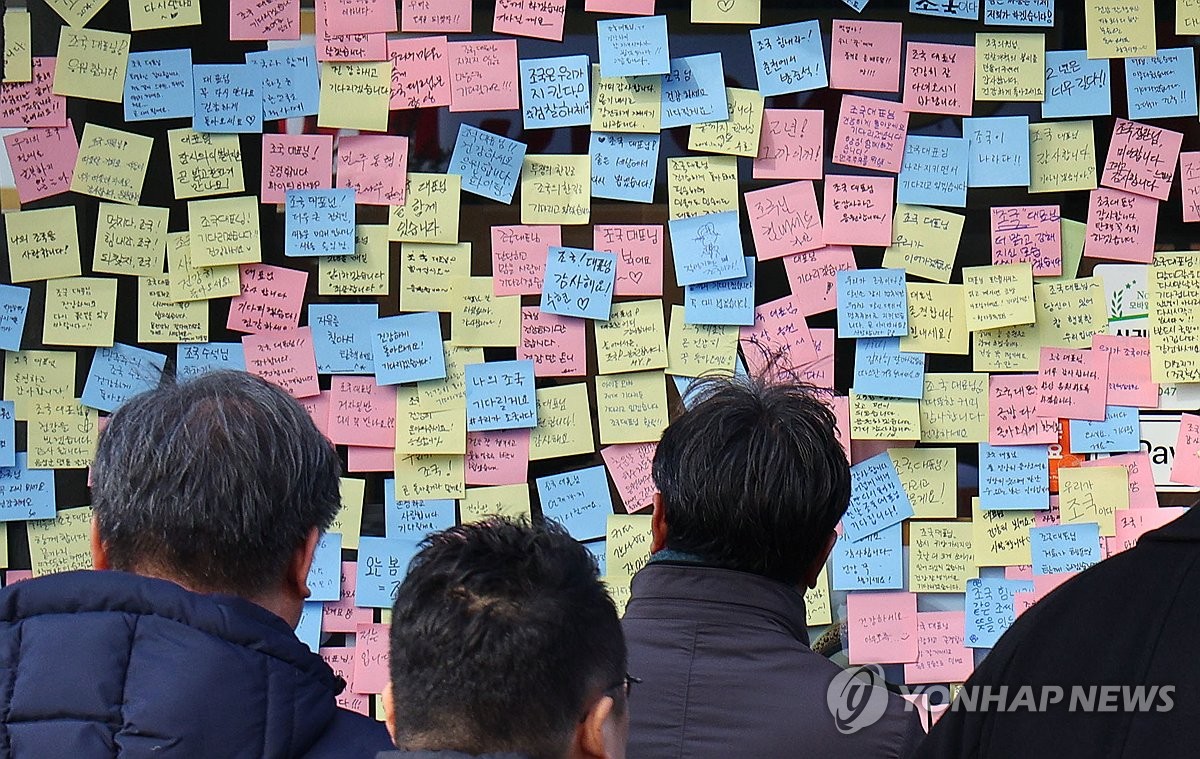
[377,752,531,759]
[916,506,1200,759]
[623,562,923,758]
[0,570,393,758]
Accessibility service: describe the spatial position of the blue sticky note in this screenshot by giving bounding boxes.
[750,21,827,96]
[1030,523,1102,576]
[984,0,1053,25]
[584,539,607,575]
[0,402,14,469]
[124,49,194,122]
[842,0,870,11]
[661,53,729,128]
[82,343,167,414]
[853,338,925,399]
[464,360,537,431]
[964,116,1031,188]
[898,135,968,207]
[597,15,670,78]
[285,188,355,257]
[684,257,755,326]
[176,342,246,381]
[372,312,446,385]
[306,532,342,602]
[1126,48,1198,120]
[246,46,320,121]
[383,481,456,540]
[0,284,30,352]
[1069,406,1140,454]
[294,601,323,653]
[193,63,262,133]
[309,303,378,375]
[668,211,746,287]
[590,132,659,204]
[843,453,914,542]
[448,124,526,203]
[979,443,1050,510]
[357,535,424,608]
[540,247,617,320]
[965,578,1033,648]
[836,269,908,338]
[0,453,55,521]
[831,523,903,591]
[537,466,613,541]
[1042,51,1111,119]
[910,0,979,20]
[519,55,590,130]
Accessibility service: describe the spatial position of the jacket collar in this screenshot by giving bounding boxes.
[1139,501,1200,543]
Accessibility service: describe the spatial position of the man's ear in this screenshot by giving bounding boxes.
[287,526,322,600]
[802,531,837,589]
[91,518,110,570]
[650,493,668,553]
[382,681,399,747]
[573,694,618,759]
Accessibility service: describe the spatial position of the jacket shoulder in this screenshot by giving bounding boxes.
[303,708,395,758]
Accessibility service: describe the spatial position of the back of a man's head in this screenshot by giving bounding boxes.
[652,374,851,586]
[90,370,341,598]
[387,518,627,759]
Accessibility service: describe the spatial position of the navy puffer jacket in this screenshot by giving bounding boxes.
[0,570,393,758]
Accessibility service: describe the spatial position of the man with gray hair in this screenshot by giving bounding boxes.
[0,370,392,757]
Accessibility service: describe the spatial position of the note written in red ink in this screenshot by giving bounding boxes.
[830,20,903,93]
[518,307,587,377]
[352,623,390,695]
[322,561,373,632]
[1171,413,1200,487]
[1180,152,1200,223]
[402,0,471,32]
[1037,347,1109,422]
[744,180,823,259]
[989,373,1059,445]
[261,134,333,205]
[243,326,320,399]
[823,175,894,247]
[328,377,397,449]
[4,120,78,204]
[783,245,857,316]
[1082,452,1158,511]
[494,0,567,41]
[492,225,560,296]
[228,264,309,334]
[739,295,819,377]
[990,205,1062,276]
[847,591,919,665]
[1100,118,1181,202]
[832,95,908,173]
[336,134,408,206]
[323,0,397,36]
[600,442,657,514]
[448,40,519,112]
[230,0,300,40]
[1085,187,1158,264]
[0,58,67,128]
[593,224,665,296]
[754,109,824,181]
[1091,334,1157,409]
[904,611,973,685]
[388,36,451,110]
[903,42,974,116]
[465,429,531,486]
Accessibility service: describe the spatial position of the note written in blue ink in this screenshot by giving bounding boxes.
[294,601,322,653]
[854,337,925,399]
[843,452,915,542]
[661,53,729,128]
[125,49,194,122]
[356,536,424,608]
[383,481,456,539]
[246,46,320,121]
[750,21,828,96]
[898,135,968,207]
[0,453,56,521]
[836,269,909,338]
[285,188,356,256]
[668,211,747,287]
[464,359,538,432]
[832,522,903,590]
[979,442,1049,510]
[372,312,446,385]
[597,15,670,78]
[590,132,659,204]
[309,303,378,375]
[1042,51,1111,119]
[1030,523,1101,575]
[519,54,590,130]
[176,342,246,381]
[984,0,1053,25]
[193,63,263,133]
[306,532,342,602]
[81,343,167,414]
[965,116,1031,187]
[540,247,617,320]
[685,256,755,325]
[1126,48,1198,121]
[965,577,1033,648]
[448,124,526,204]
[910,0,979,21]
[0,284,30,352]
[1069,406,1140,454]
[536,465,613,541]
[0,402,14,468]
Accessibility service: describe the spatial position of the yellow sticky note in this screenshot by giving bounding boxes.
[46,0,108,26]
[187,196,261,267]
[975,33,1045,101]
[889,447,958,518]
[401,242,471,312]
[1179,0,1200,34]
[666,306,739,377]
[451,276,520,347]
[850,392,921,440]
[603,576,633,617]
[910,521,977,593]
[0,524,9,567]
[461,484,532,524]
[43,277,117,347]
[418,343,482,411]
[71,123,153,205]
[901,283,969,355]
[168,129,244,200]
[971,497,1036,567]
[521,155,590,225]
[395,388,466,455]
[93,203,168,276]
[28,506,94,577]
[389,174,460,243]
[1149,251,1200,383]
[805,564,832,627]
[1059,465,1128,536]
[668,156,738,220]
[1029,121,1097,193]
[53,27,130,103]
[320,225,389,296]
[4,351,76,421]
[167,231,241,302]
[595,300,667,374]
[130,0,200,30]
[607,514,653,576]
[881,205,965,283]
[529,383,595,461]
[1086,0,1156,59]
[689,87,765,157]
[920,373,989,443]
[138,276,208,343]
[27,397,97,469]
[318,61,390,132]
[972,277,1106,371]
[393,453,466,500]
[972,325,1036,372]
[332,477,365,550]
[692,0,760,24]
[1035,218,1086,284]
[591,65,661,133]
[597,371,669,445]
[5,206,81,283]
[3,11,32,83]
[963,263,1036,331]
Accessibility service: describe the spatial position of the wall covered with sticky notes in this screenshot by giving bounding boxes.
[1,0,1200,718]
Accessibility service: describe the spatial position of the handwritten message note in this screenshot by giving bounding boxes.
[903,42,974,116]
[823,175,894,246]
[750,20,827,95]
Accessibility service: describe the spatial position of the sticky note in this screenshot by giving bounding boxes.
[689,87,764,157]
[897,136,968,207]
[81,343,166,413]
[0,402,13,468]
[537,466,612,541]
[881,206,964,283]
[168,129,244,200]
[830,20,903,93]
[394,453,465,502]
[1092,334,1157,408]
[400,242,471,311]
[540,247,616,320]
[921,373,990,443]
[988,374,1060,445]
[1037,346,1109,421]
[124,49,193,122]
[4,351,76,421]
[1059,465,1128,535]
[387,36,451,110]
[319,225,388,297]
[667,155,738,220]
[745,181,822,259]
[466,428,529,486]
[979,442,1049,510]
[1173,413,1200,486]
[911,0,979,19]
[1149,252,1200,383]
[1029,120,1097,193]
[595,300,667,374]
[402,0,470,31]
[327,378,396,449]
[0,285,29,353]
[905,611,974,685]
[167,232,241,303]
[53,27,130,103]
[963,263,1036,330]
[1069,406,1140,454]
[43,277,117,347]
[965,578,1032,648]
[356,536,421,608]
[1101,119,1181,201]
[667,307,739,376]
[260,134,332,205]
[192,64,261,133]
[975,33,1044,101]
[1127,49,1196,120]
[832,522,903,591]
[837,269,908,338]
[230,0,301,40]
[692,0,759,23]
[383,489,455,542]
[668,211,746,287]
[242,327,320,399]
[843,453,915,541]
[310,303,378,375]
[601,442,656,514]
[754,109,824,180]
[661,53,728,128]
[784,246,857,314]
[460,483,532,524]
[597,15,669,77]
[1085,188,1158,264]
[521,155,591,225]
[591,66,661,133]
[3,11,31,84]
[518,308,587,377]
[903,42,974,116]
[832,95,908,173]
[854,338,924,399]
[452,277,520,348]
[5,206,82,283]
[187,196,261,266]
[964,116,1031,188]
[71,123,152,205]
[590,133,660,204]
[27,397,98,470]
[491,226,557,296]
[0,453,56,522]
[739,295,818,376]
[463,360,537,432]
[1042,50,1112,118]
[910,522,975,593]
[847,591,918,665]
[889,448,957,518]
[373,313,445,385]
[335,134,408,206]
[318,62,390,132]
[684,258,754,326]
[247,46,320,121]
[902,282,968,355]
[529,383,595,460]
[597,371,668,445]
[823,175,894,246]
[985,0,1053,24]
[587,0,655,12]
[594,225,665,297]
[1086,0,1155,59]
[3,122,78,204]
[750,21,826,96]
[449,124,525,203]
[0,57,67,127]
[520,55,589,129]
[448,40,519,112]
[177,343,246,381]
[227,264,306,334]
[284,189,355,257]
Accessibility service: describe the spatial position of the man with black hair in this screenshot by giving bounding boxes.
[0,370,392,757]
[624,374,922,758]
[381,517,629,759]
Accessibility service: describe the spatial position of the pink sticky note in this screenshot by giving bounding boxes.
[1005,565,1034,580]
[320,647,361,702]
[493,0,566,41]
[600,442,657,513]
[1091,334,1158,408]
[336,134,408,206]
[316,0,388,62]
[328,377,397,448]
[243,327,320,399]
[1101,119,1181,201]
[1085,187,1158,263]
[449,40,519,112]
[465,429,531,486]
[298,391,331,436]
[402,0,472,32]
[230,0,300,40]
[5,570,33,586]
[828,393,851,461]
[989,374,1059,445]
[323,0,397,35]
[323,562,375,632]
[1082,452,1157,510]
[783,246,857,316]
[352,623,390,695]
[832,96,908,173]
[593,225,665,296]
[586,0,655,12]
[745,181,823,259]
[1114,507,1185,553]
[261,134,333,205]
[830,20,903,93]
[1037,497,1062,526]
[492,225,559,296]
[4,120,78,204]
[1171,412,1200,486]
[348,445,396,472]
[388,36,452,110]
[847,591,919,665]
[0,58,67,128]
[904,611,973,685]
[822,175,894,246]
[228,264,309,334]
[1037,347,1109,422]
[754,109,824,181]
[801,329,837,391]
[1180,152,1200,223]
[990,206,1062,276]
[739,295,820,378]
[903,43,974,116]
[518,307,587,377]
